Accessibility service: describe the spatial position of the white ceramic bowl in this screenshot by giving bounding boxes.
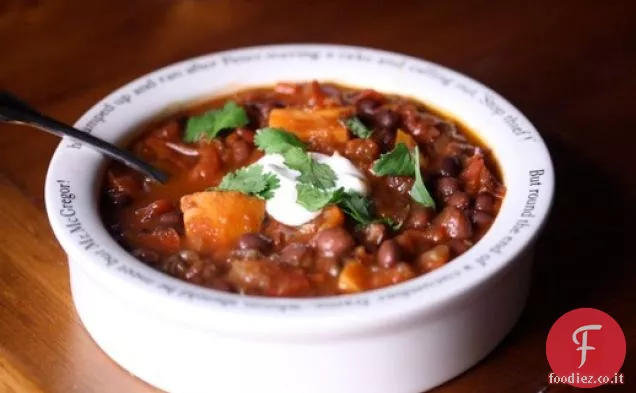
[45,44,554,393]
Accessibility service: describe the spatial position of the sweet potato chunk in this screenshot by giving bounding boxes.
[337,260,368,293]
[369,263,416,289]
[268,107,353,146]
[180,191,265,253]
[395,128,417,150]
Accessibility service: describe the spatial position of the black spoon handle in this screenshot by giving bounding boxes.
[0,91,169,184]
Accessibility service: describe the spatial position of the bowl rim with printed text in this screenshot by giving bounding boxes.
[44,43,554,339]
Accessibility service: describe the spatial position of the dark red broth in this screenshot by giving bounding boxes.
[101,81,505,297]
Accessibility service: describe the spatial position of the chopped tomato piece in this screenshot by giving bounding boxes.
[133,227,181,254]
[460,155,503,197]
[134,199,175,224]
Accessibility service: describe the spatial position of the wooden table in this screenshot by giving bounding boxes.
[0,1,633,392]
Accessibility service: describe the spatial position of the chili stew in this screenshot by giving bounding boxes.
[101,81,505,297]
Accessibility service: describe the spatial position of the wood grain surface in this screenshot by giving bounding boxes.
[0,1,634,392]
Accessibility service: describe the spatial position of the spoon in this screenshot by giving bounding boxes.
[0,91,169,183]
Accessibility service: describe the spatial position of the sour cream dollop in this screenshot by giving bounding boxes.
[255,152,369,226]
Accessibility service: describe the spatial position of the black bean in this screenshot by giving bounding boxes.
[245,101,283,128]
[312,227,354,258]
[377,239,402,268]
[474,192,495,214]
[446,192,470,210]
[108,222,125,242]
[405,207,432,229]
[472,210,494,227]
[132,248,159,265]
[107,190,131,206]
[439,156,461,177]
[437,121,466,141]
[279,243,310,265]
[178,251,203,280]
[244,104,262,128]
[417,245,450,272]
[230,138,250,164]
[362,222,387,251]
[372,127,395,152]
[394,231,421,260]
[200,262,220,282]
[178,250,200,263]
[161,254,188,278]
[386,176,415,193]
[403,112,440,144]
[374,108,400,129]
[448,239,473,256]
[356,97,381,118]
[238,233,273,253]
[159,211,183,232]
[437,206,473,240]
[437,177,459,199]
[161,251,204,281]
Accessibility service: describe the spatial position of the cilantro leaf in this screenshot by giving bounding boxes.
[296,185,344,211]
[282,146,310,169]
[337,192,403,230]
[184,101,248,142]
[254,128,306,154]
[338,191,375,226]
[372,143,415,176]
[253,127,337,190]
[282,147,337,189]
[409,146,436,208]
[298,160,337,189]
[259,172,281,200]
[377,216,402,231]
[344,116,372,139]
[215,164,279,200]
